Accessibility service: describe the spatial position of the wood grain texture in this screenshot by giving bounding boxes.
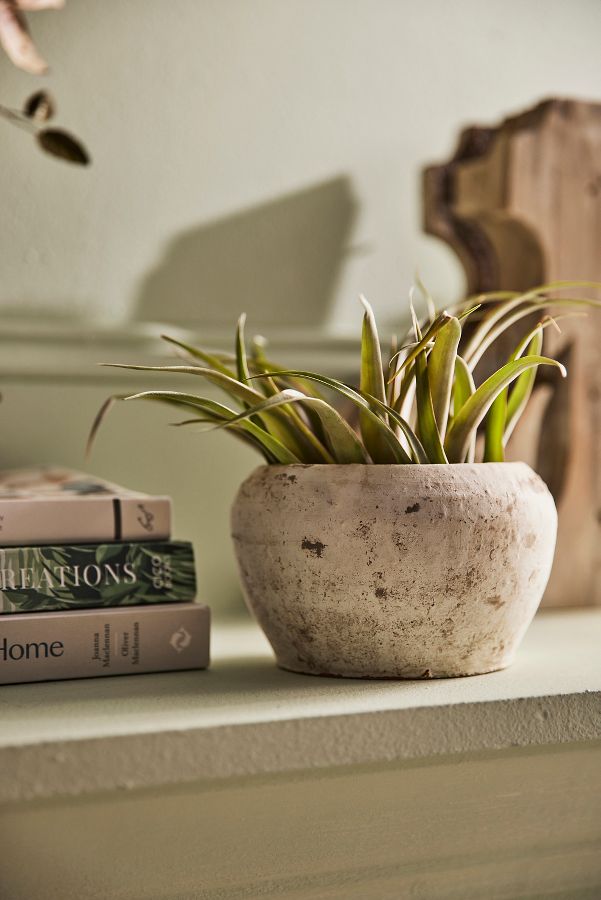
[424,99,601,607]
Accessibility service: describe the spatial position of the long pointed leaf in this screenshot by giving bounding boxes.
[360,390,428,464]
[461,282,601,365]
[483,321,552,462]
[86,395,127,458]
[453,355,476,413]
[359,295,392,461]
[161,334,236,378]
[122,390,301,464]
[209,389,369,464]
[452,356,476,462]
[482,314,577,461]
[445,356,566,464]
[482,388,508,463]
[359,295,387,408]
[415,349,448,464]
[101,363,331,463]
[428,315,461,440]
[250,336,333,453]
[505,331,544,438]
[250,370,421,464]
[235,313,251,384]
[172,415,278,463]
[387,313,451,382]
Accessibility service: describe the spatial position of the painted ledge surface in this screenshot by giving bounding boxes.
[1,609,600,804]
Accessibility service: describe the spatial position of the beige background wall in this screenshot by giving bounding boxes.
[0,0,600,331]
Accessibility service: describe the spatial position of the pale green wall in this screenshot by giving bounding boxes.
[1,1,601,616]
[0,0,600,330]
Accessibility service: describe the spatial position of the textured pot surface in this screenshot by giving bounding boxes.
[231,463,557,678]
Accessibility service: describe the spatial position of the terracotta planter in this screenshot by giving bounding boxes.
[231,463,557,679]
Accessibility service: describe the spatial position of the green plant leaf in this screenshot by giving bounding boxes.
[359,295,387,408]
[414,349,448,464]
[174,417,278,462]
[249,335,334,454]
[209,389,369,464]
[101,363,331,463]
[361,390,428,464]
[386,334,399,407]
[359,295,395,461]
[452,355,476,414]
[122,390,301,464]
[461,282,601,367]
[483,319,557,461]
[251,370,422,463]
[235,313,251,384]
[161,334,236,378]
[101,363,259,406]
[86,395,127,458]
[250,339,326,400]
[482,314,579,462]
[445,355,566,464]
[505,331,543,438]
[452,355,476,462]
[387,313,451,382]
[427,315,461,441]
[482,387,507,463]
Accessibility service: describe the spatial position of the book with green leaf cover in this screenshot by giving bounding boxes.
[0,541,196,614]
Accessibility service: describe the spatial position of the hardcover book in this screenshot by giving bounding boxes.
[0,466,171,545]
[0,602,210,684]
[0,541,196,614]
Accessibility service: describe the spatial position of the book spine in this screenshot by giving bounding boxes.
[0,496,172,545]
[0,603,210,684]
[0,541,196,614]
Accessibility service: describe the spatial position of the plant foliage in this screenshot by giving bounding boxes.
[91,282,601,465]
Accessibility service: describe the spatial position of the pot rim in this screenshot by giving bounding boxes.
[249,461,533,471]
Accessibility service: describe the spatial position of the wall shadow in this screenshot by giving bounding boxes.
[134,176,357,328]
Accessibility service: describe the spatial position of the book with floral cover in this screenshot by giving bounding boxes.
[0,540,196,614]
[0,466,171,544]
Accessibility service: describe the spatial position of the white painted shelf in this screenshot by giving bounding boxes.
[1,609,600,805]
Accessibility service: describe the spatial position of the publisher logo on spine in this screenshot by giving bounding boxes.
[170,626,191,653]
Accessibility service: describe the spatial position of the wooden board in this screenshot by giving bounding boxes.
[423,99,601,607]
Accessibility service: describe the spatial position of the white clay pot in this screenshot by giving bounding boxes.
[231,463,557,679]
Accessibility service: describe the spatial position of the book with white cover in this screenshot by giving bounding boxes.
[0,467,171,544]
[0,602,210,684]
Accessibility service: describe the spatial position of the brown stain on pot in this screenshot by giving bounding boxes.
[302,538,327,558]
[405,502,421,514]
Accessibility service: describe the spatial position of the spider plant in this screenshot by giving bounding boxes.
[89,281,600,465]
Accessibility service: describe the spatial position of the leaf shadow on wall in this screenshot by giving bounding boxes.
[133,176,358,328]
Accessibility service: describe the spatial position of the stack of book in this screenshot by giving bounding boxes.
[0,467,210,685]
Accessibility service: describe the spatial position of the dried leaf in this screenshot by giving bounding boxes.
[23,90,54,122]
[37,128,90,165]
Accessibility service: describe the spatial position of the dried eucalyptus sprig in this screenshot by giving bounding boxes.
[89,281,600,465]
[0,90,90,164]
